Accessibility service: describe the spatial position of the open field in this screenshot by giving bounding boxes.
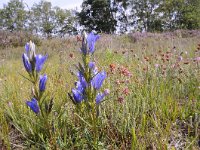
[0,32,200,149]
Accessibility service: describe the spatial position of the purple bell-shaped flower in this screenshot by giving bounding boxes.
[26,98,40,114]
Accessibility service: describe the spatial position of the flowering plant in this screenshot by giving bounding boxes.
[22,41,53,138]
[69,32,109,105]
[69,31,109,147]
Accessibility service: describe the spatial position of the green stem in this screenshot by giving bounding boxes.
[83,52,99,149]
[92,102,98,149]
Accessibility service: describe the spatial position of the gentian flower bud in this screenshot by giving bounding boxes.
[77,72,87,88]
[81,31,87,54]
[29,41,36,61]
[82,31,87,44]
[26,98,40,114]
[87,32,100,54]
[35,54,48,72]
[72,88,84,103]
[96,89,109,104]
[177,56,183,62]
[96,93,105,104]
[39,74,47,92]
[25,41,36,61]
[22,53,32,73]
[25,43,30,54]
[104,89,110,96]
[89,62,99,75]
[91,71,106,90]
[93,67,98,75]
[89,62,96,69]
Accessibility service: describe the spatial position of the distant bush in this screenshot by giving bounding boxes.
[173,30,200,38]
[0,30,42,48]
[128,30,200,43]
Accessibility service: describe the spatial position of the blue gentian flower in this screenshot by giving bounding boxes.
[22,53,32,72]
[91,71,106,90]
[96,89,110,104]
[72,88,84,103]
[76,81,85,93]
[39,74,47,92]
[77,72,87,89]
[96,93,105,104]
[87,32,100,54]
[26,98,40,114]
[71,72,87,103]
[35,54,48,72]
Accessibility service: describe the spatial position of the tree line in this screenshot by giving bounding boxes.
[0,0,78,38]
[0,0,200,37]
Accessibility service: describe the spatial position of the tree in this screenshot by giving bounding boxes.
[0,9,4,30]
[128,0,162,32]
[30,0,56,38]
[182,0,200,29]
[158,0,200,30]
[111,0,129,33]
[78,0,117,33]
[54,7,78,37]
[0,0,27,31]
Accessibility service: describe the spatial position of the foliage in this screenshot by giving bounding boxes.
[54,7,78,37]
[128,0,162,32]
[158,0,200,30]
[0,0,200,35]
[128,0,200,31]
[78,0,117,33]
[30,0,56,37]
[0,0,78,37]
[0,0,26,31]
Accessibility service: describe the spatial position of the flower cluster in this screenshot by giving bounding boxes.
[109,63,132,77]
[70,32,109,105]
[108,63,132,103]
[22,41,48,114]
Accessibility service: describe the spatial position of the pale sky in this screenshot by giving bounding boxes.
[0,0,83,10]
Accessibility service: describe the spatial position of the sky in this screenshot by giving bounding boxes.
[0,0,83,10]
